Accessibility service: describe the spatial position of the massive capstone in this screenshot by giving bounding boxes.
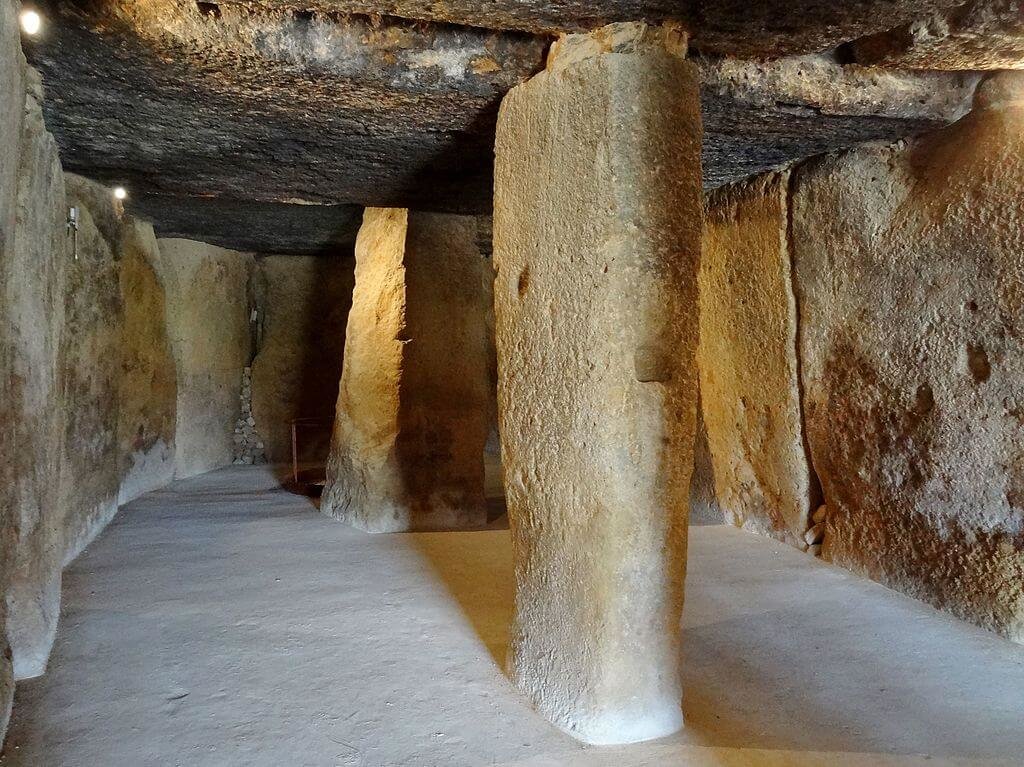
[21,0,979,252]
[854,0,1024,71]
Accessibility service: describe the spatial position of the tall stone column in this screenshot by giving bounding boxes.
[493,23,703,745]
[322,208,490,533]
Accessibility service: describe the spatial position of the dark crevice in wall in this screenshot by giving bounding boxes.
[784,167,825,529]
[247,259,263,366]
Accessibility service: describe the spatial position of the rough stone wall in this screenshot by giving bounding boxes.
[400,211,491,525]
[323,208,490,532]
[250,255,354,465]
[0,0,25,731]
[792,76,1024,643]
[689,406,723,525]
[58,175,126,567]
[117,219,177,503]
[493,23,702,744]
[0,22,254,737]
[700,171,814,546]
[2,89,177,689]
[700,75,1024,642]
[156,238,254,479]
[479,230,505,507]
[232,366,267,465]
[2,68,68,687]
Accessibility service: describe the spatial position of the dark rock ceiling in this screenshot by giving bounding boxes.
[131,196,363,254]
[215,0,966,57]
[24,0,982,253]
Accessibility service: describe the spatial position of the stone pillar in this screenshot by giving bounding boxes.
[493,23,702,745]
[322,208,490,533]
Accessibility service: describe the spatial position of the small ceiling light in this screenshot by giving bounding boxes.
[113,186,127,200]
[20,9,41,35]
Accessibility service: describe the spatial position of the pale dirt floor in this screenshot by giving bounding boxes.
[2,466,1022,767]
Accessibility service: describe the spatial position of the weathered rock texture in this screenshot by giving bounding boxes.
[700,171,814,546]
[116,219,177,504]
[131,196,363,257]
[792,73,1024,644]
[854,0,1024,70]
[322,208,490,532]
[232,366,267,465]
[26,0,546,246]
[222,0,964,57]
[493,23,701,745]
[251,255,355,464]
[59,174,143,571]
[0,0,25,731]
[689,406,723,525]
[698,55,978,189]
[23,0,980,252]
[3,68,68,687]
[689,0,964,57]
[4,125,177,686]
[156,239,254,479]
[0,24,260,738]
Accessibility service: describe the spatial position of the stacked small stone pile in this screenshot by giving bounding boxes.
[233,366,266,464]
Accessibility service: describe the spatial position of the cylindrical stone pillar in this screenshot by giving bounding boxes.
[493,23,703,745]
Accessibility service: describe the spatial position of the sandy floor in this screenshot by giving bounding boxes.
[3,466,1022,767]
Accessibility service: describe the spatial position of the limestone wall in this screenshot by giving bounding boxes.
[2,65,65,700]
[0,0,25,732]
[156,239,254,479]
[792,77,1024,643]
[0,26,252,738]
[117,220,177,503]
[59,175,127,566]
[699,171,814,546]
[400,212,492,523]
[689,407,723,525]
[250,255,354,464]
[701,75,1024,642]
[0,79,175,694]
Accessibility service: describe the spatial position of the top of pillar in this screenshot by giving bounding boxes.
[546,22,689,74]
[973,71,1024,112]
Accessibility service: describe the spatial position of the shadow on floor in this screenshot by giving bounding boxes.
[400,519,1024,762]
[404,530,515,669]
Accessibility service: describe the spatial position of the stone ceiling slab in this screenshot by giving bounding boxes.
[23,0,980,252]
[27,0,545,213]
[853,0,1024,70]
[215,0,966,57]
[128,196,363,255]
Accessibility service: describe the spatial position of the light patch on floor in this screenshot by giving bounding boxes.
[2,466,1022,766]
